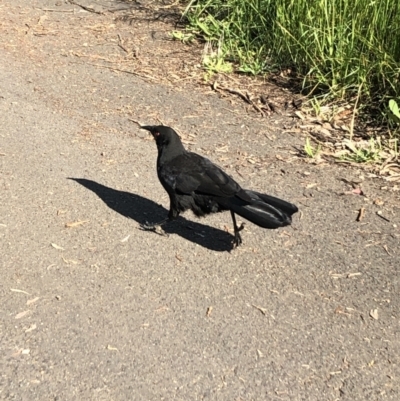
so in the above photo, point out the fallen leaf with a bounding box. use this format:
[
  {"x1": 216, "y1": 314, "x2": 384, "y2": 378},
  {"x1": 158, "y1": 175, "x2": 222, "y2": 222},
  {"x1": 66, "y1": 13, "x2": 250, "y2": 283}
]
[
  {"x1": 10, "y1": 288, "x2": 30, "y2": 295},
  {"x1": 62, "y1": 257, "x2": 79, "y2": 265},
  {"x1": 120, "y1": 234, "x2": 130, "y2": 242},
  {"x1": 15, "y1": 310, "x2": 30, "y2": 319},
  {"x1": 26, "y1": 297, "x2": 40, "y2": 306},
  {"x1": 65, "y1": 220, "x2": 89, "y2": 228},
  {"x1": 369, "y1": 309, "x2": 379, "y2": 320},
  {"x1": 25, "y1": 324, "x2": 37, "y2": 333},
  {"x1": 347, "y1": 272, "x2": 362, "y2": 278}
]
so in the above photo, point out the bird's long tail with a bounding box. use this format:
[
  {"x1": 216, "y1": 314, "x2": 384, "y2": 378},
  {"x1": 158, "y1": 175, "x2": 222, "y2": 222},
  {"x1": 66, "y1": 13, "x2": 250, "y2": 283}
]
[{"x1": 227, "y1": 190, "x2": 298, "y2": 229}]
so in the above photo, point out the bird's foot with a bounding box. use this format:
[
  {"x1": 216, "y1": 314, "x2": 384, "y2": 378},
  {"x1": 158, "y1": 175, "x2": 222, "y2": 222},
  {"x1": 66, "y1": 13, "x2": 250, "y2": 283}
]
[
  {"x1": 232, "y1": 223, "x2": 245, "y2": 248},
  {"x1": 140, "y1": 221, "x2": 169, "y2": 237},
  {"x1": 140, "y1": 221, "x2": 156, "y2": 230}
]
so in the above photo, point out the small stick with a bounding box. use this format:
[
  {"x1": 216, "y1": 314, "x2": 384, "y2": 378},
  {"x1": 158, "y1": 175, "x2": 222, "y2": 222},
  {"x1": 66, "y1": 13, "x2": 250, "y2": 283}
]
[
  {"x1": 376, "y1": 211, "x2": 390, "y2": 222},
  {"x1": 357, "y1": 207, "x2": 365, "y2": 222},
  {"x1": 68, "y1": 0, "x2": 104, "y2": 14},
  {"x1": 128, "y1": 118, "x2": 142, "y2": 127},
  {"x1": 36, "y1": 8, "x2": 75, "y2": 12},
  {"x1": 69, "y1": 61, "x2": 154, "y2": 82}
]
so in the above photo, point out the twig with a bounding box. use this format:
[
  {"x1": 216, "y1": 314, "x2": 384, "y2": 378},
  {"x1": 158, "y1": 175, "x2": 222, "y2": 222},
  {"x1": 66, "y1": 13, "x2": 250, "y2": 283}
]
[
  {"x1": 376, "y1": 211, "x2": 390, "y2": 222},
  {"x1": 156, "y1": 117, "x2": 167, "y2": 126},
  {"x1": 128, "y1": 118, "x2": 142, "y2": 127},
  {"x1": 68, "y1": 0, "x2": 104, "y2": 14},
  {"x1": 70, "y1": 61, "x2": 154, "y2": 81},
  {"x1": 357, "y1": 207, "x2": 365, "y2": 222},
  {"x1": 382, "y1": 245, "x2": 392, "y2": 256},
  {"x1": 349, "y1": 81, "x2": 364, "y2": 140},
  {"x1": 252, "y1": 304, "x2": 267, "y2": 315},
  {"x1": 213, "y1": 83, "x2": 265, "y2": 116},
  {"x1": 117, "y1": 34, "x2": 129, "y2": 53},
  {"x1": 36, "y1": 8, "x2": 75, "y2": 12}
]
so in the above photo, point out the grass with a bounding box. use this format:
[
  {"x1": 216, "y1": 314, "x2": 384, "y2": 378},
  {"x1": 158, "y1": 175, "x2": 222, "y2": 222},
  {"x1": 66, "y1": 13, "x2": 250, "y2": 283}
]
[
  {"x1": 304, "y1": 137, "x2": 321, "y2": 159},
  {"x1": 170, "y1": 30, "x2": 195, "y2": 44},
  {"x1": 341, "y1": 138, "x2": 385, "y2": 163},
  {"x1": 202, "y1": 41, "x2": 233, "y2": 78},
  {"x1": 183, "y1": 0, "x2": 400, "y2": 127}
]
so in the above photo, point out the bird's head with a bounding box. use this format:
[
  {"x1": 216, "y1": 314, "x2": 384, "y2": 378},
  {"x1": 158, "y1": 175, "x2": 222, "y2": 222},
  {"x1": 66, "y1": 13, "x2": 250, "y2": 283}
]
[{"x1": 141, "y1": 125, "x2": 184, "y2": 153}]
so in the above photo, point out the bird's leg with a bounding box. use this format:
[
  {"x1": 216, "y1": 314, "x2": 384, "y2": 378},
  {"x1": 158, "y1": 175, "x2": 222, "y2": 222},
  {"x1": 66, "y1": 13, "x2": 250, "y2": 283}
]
[{"x1": 230, "y1": 211, "x2": 245, "y2": 247}]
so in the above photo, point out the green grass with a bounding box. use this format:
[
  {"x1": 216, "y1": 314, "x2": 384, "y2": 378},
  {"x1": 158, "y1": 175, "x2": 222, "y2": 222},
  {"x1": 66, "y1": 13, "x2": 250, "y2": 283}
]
[
  {"x1": 304, "y1": 137, "x2": 321, "y2": 159},
  {"x1": 340, "y1": 138, "x2": 385, "y2": 163},
  {"x1": 183, "y1": 0, "x2": 400, "y2": 125}
]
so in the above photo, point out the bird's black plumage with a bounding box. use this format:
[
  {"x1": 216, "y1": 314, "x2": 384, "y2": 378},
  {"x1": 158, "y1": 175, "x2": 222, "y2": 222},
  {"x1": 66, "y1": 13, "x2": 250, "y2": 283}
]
[{"x1": 141, "y1": 125, "x2": 298, "y2": 247}]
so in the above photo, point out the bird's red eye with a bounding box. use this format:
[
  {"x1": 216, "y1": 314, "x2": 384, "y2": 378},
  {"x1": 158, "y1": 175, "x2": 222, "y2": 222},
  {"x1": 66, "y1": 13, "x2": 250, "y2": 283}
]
[{"x1": 154, "y1": 131, "x2": 160, "y2": 137}]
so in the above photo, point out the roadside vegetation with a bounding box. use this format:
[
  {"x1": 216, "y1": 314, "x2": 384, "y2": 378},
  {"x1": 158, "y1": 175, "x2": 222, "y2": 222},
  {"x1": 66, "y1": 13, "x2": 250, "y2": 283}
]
[{"x1": 177, "y1": 0, "x2": 400, "y2": 166}]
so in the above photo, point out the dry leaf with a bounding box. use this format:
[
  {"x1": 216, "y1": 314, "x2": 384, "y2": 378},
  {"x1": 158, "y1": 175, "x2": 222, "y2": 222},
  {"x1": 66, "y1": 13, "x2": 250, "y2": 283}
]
[
  {"x1": 294, "y1": 111, "x2": 305, "y2": 120},
  {"x1": 26, "y1": 297, "x2": 40, "y2": 306},
  {"x1": 65, "y1": 220, "x2": 89, "y2": 228},
  {"x1": 15, "y1": 310, "x2": 30, "y2": 319},
  {"x1": 120, "y1": 235, "x2": 130, "y2": 242},
  {"x1": 347, "y1": 272, "x2": 362, "y2": 278},
  {"x1": 369, "y1": 309, "x2": 379, "y2": 320},
  {"x1": 62, "y1": 257, "x2": 79, "y2": 265},
  {"x1": 10, "y1": 288, "x2": 30, "y2": 295},
  {"x1": 25, "y1": 324, "x2": 37, "y2": 333}
]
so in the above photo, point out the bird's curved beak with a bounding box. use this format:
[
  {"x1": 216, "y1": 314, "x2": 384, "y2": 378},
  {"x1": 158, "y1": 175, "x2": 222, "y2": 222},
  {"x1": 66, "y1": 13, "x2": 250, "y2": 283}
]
[
  {"x1": 140, "y1": 126, "x2": 155, "y2": 132},
  {"x1": 141, "y1": 125, "x2": 160, "y2": 138}
]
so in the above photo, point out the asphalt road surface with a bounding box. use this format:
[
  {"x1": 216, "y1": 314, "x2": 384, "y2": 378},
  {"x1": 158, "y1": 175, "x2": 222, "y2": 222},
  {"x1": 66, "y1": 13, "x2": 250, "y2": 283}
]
[{"x1": 1, "y1": 1, "x2": 399, "y2": 400}]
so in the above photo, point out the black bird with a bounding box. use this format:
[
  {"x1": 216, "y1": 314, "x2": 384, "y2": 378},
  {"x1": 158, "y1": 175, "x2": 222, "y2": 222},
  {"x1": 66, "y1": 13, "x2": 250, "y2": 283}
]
[{"x1": 141, "y1": 125, "x2": 298, "y2": 247}]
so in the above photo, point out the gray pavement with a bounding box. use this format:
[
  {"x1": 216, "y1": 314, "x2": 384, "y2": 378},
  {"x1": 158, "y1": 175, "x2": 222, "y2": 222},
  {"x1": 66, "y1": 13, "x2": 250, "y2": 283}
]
[{"x1": 0, "y1": 1, "x2": 399, "y2": 400}]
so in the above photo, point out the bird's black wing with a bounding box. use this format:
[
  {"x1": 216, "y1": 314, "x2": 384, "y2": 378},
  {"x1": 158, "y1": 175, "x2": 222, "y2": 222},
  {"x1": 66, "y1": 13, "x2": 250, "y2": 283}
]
[{"x1": 160, "y1": 152, "x2": 245, "y2": 198}]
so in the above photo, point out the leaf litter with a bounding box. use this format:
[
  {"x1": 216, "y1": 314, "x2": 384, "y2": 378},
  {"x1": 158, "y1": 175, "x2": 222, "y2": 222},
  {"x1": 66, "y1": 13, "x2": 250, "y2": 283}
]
[{"x1": 65, "y1": 220, "x2": 89, "y2": 228}]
